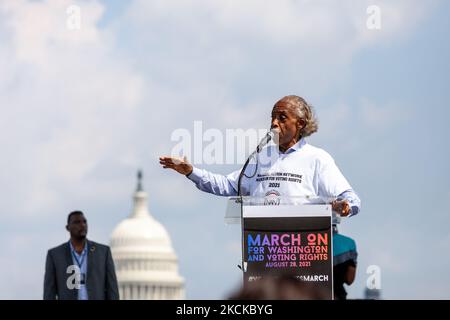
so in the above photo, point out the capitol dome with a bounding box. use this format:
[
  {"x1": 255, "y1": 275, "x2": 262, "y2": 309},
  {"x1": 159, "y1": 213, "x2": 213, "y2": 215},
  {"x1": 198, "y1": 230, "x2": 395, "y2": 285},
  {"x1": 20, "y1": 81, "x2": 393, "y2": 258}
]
[{"x1": 110, "y1": 171, "x2": 185, "y2": 300}]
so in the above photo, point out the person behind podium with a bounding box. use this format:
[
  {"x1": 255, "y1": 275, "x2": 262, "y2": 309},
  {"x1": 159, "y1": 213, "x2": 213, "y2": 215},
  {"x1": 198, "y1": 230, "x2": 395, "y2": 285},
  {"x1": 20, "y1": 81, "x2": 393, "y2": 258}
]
[
  {"x1": 332, "y1": 216, "x2": 358, "y2": 299},
  {"x1": 159, "y1": 95, "x2": 360, "y2": 216}
]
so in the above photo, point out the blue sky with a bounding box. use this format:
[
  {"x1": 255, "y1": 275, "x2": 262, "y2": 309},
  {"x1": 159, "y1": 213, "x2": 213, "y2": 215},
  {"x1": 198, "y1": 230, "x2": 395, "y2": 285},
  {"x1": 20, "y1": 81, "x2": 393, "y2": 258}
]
[{"x1": 0, "y1": 0, "x2": 449, "y2": 299}]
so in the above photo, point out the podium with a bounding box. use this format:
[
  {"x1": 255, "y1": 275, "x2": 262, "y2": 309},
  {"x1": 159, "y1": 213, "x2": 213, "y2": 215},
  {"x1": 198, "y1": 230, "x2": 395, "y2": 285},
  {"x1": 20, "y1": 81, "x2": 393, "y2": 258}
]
[{"x1": 226, "y1": 196, "x2": 334, "y2": 299}]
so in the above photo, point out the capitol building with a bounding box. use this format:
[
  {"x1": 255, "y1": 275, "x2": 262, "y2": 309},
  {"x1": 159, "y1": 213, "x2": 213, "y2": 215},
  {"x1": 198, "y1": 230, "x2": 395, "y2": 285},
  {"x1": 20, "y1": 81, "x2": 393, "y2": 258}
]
[{"x1": 110, "y1": 171, "x2": 185, "y2": 299}]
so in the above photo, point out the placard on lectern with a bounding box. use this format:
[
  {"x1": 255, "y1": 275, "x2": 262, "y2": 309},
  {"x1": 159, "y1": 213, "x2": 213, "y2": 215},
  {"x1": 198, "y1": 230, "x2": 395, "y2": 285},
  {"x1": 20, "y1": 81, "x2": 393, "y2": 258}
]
[{"x1": 226, "y1": 196, "x2": 334, "y2": 300}]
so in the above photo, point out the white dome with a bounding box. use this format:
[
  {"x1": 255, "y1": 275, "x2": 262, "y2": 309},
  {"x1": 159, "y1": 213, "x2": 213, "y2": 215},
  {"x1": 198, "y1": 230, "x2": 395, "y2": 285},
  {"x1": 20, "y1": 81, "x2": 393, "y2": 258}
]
[
  {"x1": 111, "y1": 215, "x2": 172, "y2": 252},
  {"x1": 109, "y1": 173, "x2": 185, "y2": 300},
  {"x1": 110, "y1": 190, "x2": 174, "y2": 254}
]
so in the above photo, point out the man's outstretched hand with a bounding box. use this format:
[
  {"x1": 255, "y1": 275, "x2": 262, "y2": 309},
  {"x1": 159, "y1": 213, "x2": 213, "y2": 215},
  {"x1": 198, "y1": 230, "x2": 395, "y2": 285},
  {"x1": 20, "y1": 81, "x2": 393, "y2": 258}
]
[{"x1": 159, "y1": 156, "x2": 193, "y2": 176}]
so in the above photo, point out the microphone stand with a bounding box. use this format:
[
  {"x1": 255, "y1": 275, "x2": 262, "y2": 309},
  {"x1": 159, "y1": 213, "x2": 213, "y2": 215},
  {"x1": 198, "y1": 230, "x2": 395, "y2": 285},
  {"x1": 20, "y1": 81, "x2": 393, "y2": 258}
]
[
  {"x1": 237, "y1": 130, "x2": 272, "y2": 280},
  {"x1": 237, "y1": 151, "x2": 256, "y2": 198},
  {"x1": 237, "y1": 150, "x2": 256, "y2": 283}
]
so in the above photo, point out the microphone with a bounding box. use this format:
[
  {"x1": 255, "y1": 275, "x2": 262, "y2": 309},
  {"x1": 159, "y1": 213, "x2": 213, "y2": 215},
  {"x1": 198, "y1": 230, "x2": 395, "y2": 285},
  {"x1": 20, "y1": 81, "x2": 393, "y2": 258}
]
[{"x1": 256, "y1": 129, "x2": 278, "y2": 153}]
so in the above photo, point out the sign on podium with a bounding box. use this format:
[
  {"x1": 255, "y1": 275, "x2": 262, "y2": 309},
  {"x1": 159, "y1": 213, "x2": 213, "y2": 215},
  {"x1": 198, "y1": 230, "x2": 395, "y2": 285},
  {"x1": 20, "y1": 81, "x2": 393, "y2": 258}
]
[{"x1": 226, "y1": 196, "x2": 334, "y2": 299}]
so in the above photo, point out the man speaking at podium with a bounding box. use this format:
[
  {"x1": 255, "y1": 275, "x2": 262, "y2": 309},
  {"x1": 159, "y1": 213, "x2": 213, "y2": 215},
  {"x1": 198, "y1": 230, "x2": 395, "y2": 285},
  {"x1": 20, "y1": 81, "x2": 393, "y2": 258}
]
[{"x1": 160, "y1": 95, "x2": 360, "y2": 217}]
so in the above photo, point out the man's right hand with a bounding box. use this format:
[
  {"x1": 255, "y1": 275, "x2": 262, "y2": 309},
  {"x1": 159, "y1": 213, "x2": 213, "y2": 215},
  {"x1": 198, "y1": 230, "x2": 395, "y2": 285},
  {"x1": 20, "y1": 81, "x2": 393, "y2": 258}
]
[{"x1": 159, "y1": 156, "x2": 193, "y2": 176}]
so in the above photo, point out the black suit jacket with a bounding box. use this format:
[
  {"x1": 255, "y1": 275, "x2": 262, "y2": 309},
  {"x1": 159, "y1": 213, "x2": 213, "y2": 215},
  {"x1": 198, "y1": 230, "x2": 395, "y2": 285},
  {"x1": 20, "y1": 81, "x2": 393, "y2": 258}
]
[{"x1": 43, "y1": 240, "x2": 119, "y2": 300}]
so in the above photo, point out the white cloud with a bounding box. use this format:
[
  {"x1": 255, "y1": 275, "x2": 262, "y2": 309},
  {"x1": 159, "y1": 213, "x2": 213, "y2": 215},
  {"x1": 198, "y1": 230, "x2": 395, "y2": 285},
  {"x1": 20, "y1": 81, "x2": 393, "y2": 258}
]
[
  {"x1": 0, "y1": 0, "x2": 144, "y2": 217},
  {"x1": 359, "y1": 98, "x2": 412, "y2": 130},
  {"x1": 1, "y1": 0, "x2": 104, "y2": 65}
]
